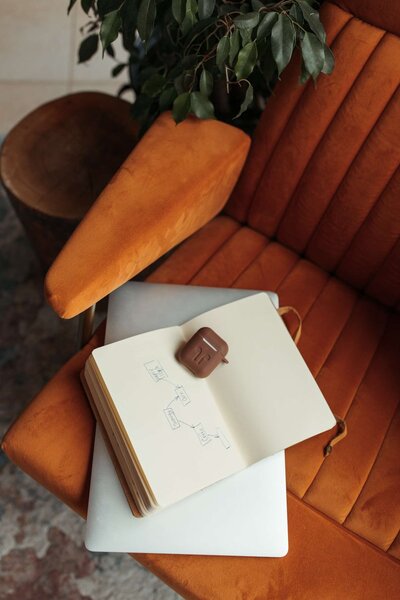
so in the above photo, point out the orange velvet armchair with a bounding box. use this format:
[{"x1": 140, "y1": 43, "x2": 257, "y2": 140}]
[{"x1": 2, "y1": 0, "x2": 400, "y2": 598}]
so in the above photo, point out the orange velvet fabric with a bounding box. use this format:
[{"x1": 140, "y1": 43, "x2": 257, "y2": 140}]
[
  {"x1": 44, "y1": 111, "x2": 250, "y2": 318},
  {"x1": 335, "y1": 0, "x2": 400, "y2": 36},
  {"x1": 226, "y1": 1, "x2": 400, "y2": 309},
  {"x1": 2, "y1": 216, "x2": 399, "y2": 598},
  {"x1": 2, "y1": 323, "x2": 104, "y2": 517}
]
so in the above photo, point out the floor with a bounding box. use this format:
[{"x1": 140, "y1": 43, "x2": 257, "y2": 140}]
[{"x1": 0, "y1": 0, "x2": 133, "y2": 132}]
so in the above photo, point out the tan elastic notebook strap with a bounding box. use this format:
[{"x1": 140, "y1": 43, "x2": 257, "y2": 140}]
[
  {"x1": 277, "y1": 305, "x2": 347, "y2": 455},
  {"x1": 324, "y1": 416, "x2": 347, "y2": 457},
  {"x1": 278, "y1": 306, "x2": 302, "y2": 346}
]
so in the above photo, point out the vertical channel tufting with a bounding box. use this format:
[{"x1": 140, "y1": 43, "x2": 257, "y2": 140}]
[
  {"x1": 303, "y1": 313, "x2": 398, "y2": 533},
  {"x1": 336, "y1": 167, "x2": 400, "y2": 293},
  {"x1": 335, "y1": 0, "x2": 400, "y2": 36},
  {"x1": 224, "y1": 2, "x2": 352, "y2": 223},
  {"x1": 150, "y1": 0, "x2": 400, "y2": 563},
  {"x1": 388, "y1": 531, "x2": 400, "y2": 560},
  {"x1": 247, "y1": 15, "x2": 385, "y2": 238},
  {"x1": 344, "y1": 405, "x2": 400, "y2": 551},
  {"x1": 277, "y1": 34, "x2": 400, "y2": 257},
  {"x1": 365, "y1": 238, "x2": 400, "y2": 308},
  {"x1": 226, "y1": 1, "x2": 400, "y2": 310},
  {"x1": 189, "y1": 226, "x2": 267, "y2": 287},
  {"x1": 305, "y1": 85, "x2": 400, "y2": 284},
  {"x1": 233, "y1": 242, "x2": 300, "y2": 291},
  {"x1": 146, "y1": 216, "x2": 240, "y2": 284}
]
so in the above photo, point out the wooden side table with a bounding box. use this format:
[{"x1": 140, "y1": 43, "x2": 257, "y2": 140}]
[{"x1": 0, "y1": 92, "x2": 137, "y2": 271}]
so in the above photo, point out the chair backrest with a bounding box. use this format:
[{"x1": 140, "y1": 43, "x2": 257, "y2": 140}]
[{"x1": 226, "y1": 0, "x2": 400, "y2": 309}]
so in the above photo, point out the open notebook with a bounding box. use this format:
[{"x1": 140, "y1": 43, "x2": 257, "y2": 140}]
[
  {"x1": 83, "y1": 292, "x2": 335, "y2": 516},
  {"x1": 85, "y1": 282, "x2": 288, "y2": 557}
]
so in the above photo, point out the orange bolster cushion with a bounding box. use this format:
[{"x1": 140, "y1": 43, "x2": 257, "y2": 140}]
[
  {"x1": 45, "y1": 112, "x2": 251, "y2": 319},
  {"x1": 1, "y1": 323, "x2": 105, "y2": 516}
]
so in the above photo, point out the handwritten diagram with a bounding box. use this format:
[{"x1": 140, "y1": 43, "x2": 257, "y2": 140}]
[{"x1": 143, "y1": 359, "x2": 230, "y2": 450}]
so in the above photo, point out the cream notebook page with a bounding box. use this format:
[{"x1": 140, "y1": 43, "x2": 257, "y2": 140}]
[
  {"x1": 92, "y1": 326, "x2": 247, "y2": 508},
  {"x1": 184, "y1": 293, "x2": 336, "y2": 462},
  {"x1": 91, "y1": 293, "x2": 335, "y2": 507}
]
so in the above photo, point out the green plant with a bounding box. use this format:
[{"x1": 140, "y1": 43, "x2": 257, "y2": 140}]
[{"x1": 69, "y1": 0, "x2": 333, "y2": 131}]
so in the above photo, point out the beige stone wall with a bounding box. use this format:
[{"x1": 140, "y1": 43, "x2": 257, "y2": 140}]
[{"x1": 0, "y1": 1, "x2": 130, "y2": 132}]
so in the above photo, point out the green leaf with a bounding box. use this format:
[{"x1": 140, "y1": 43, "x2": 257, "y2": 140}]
[
  {"x1": 81, "y1": 0, "x2": 93, "y2": 14},
  {"x1": 97, "y1": 0, "x2": 122, "y2": 17},
  {"x1": 137, "y1": 0, "x2": 156, "y2": 43},
  {"x1": 159, "y1": 87, "x2": 177, "y2": 111},
  {"x1": 105, "y1": 43, "x2": 115, "y2": 57},
  {"x1": 200, "y1": 69, "x2": 213, "y2": 96},
  {"x1": 111, "y1": 63, "x2": 126, "y2": 77},
  {"x1": 218, "y1": 3, "x2": 237, "y2": 16},
  {"x1": 190, "y1": 92, "x2": 215, "y2": 119},
  {"x1": 216, "y1": 35, "x2": 230, "y2": 72},
  {"x1": 172, "y1": 0, "x2": 186, "y2": 24},
  {"x1": 234, "y1": 12, "x2": 259, "y2": 30},
  {"x1": 299, "y1": 60, "x2": 311, "y2": 84},
  {"x1": 118, "y1": 83, "x2": 134, "y2": 97},
  {"x1": 257, "y1": 12, "x2": 278, "y2": 40},
  {"x1": 260, "y1": 45, "x2": 278, "y2": 86},
  {"x1": 121, "y1": 0, "x2": 138, "y2": 51},
  {"x1": 322, "y1": 45, "x2": 335, "y2": 74},
  {"x1": 251, "y1": 0, "x2": 263, "y2": 9},
  {"x1": 229, "y1": 29, "x2": 241, "y2": 65},
  {"x1": 289, "y1": 3, "x2": 303, "y2": 25},
  {"x1": 181, "y1": 13, "x2": 197, "y2": 35},
  {"x1": 78, "y1": 34, "x2": 99, "y2": 63},
  {"x1": 271, "y1": 14, "x2": 295, "y2": 75},
  {"x1": 297, "y1": 1, "x2": 326, "y2": 43},
  {"x1": 142, "y1": 73, "x2": 166, "y2": 97},
  {"x1": 67, "y1": 0, "x2": 78, "y2": 15},
  {"x1": 181, "y1": 54, "x2": 198, "y2": 68},
  {"x1": 174, "y1": 74, "x2": 185, "y2": 95},
  {"x1": 181, "y1": 0, "x2": 198, "y2": 35},
  {"x1": 198, "y1": 0, "x2": 215, "y2": 20},
  {"x1": 131, "y1": 93, "x2": 153, "y2": 120},
  {"x1": 300, "y1": 31, "x2": 325, "y2": 79},
  {"x1": 235, "y1": 82, "x2": 253, "y2": 118},
  {"x1": 240, "y1": 28, "x2": 252, "y2": 45},
  {"x1": 100, "y1": 9, "x2": 122, "y2": 55},
  {"x1": 235, "y1": 41, "x2": 257, "y2": 80},
  {"x1": 173, "y1": 92, "x2": 192, "y2": 123},
  {"x1": 183, "y1": 16, "x2": 214, "y2": 44}
]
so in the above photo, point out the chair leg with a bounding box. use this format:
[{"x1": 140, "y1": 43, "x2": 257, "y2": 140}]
[{"x1": 78, "y1": 304, "x2": 96, "y2": 348}]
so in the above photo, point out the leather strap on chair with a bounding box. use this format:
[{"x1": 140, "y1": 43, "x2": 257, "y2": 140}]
[
  {"x1": 278, "y1": 305, "x2": 302, "y2": 345},
  {"x1": 324, "y1": 417, "x2": 348, "y2": 457}
]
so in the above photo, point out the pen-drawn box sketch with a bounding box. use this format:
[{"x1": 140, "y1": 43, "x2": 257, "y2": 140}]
[
  {"x1": 164, "y1": 408, "x2": 180, "y2": 430},
  {"x1": 216, "y1": 428, "x2": 231, "y2": 449},
  {"x1": 175, "y1": 385, "x2": 191, "y2": 406},
  {"x1": 194, "y1": 423, "x2": 211, "y2": 446},
  {"x1": 144, "y1": 360, "x2": 168, "y2": 382}
]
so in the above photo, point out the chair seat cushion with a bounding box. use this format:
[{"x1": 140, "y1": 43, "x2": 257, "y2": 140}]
[
  {"x1": 148, "y1": 215, "x2": 400, "y2": 556},
  {"x1": 2, "y1": 215, "x2": 399, "y2": 598}
]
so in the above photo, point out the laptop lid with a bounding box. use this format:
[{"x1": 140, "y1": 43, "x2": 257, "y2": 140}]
[{"x1": 85, "y1": 282, "x2": 288, "y2": 557}]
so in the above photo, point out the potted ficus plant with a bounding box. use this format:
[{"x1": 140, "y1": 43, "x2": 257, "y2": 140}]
[{"x1": 69, "y1": 0, "x2": 333, "y2": 132}]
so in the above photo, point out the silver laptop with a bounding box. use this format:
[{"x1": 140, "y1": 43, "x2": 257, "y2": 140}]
[{"x1": 85, "y1": 282, "x2": 288, "y2": 557}]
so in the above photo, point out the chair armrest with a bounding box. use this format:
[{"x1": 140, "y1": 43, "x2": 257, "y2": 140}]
[
  {"x1": 1, "y1": 323, "x2": 105, "y2": 517},
  {"x1": 45, "y1": 112, "x2": 250, "y2": 318}
]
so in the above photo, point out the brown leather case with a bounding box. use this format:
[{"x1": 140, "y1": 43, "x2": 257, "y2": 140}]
[{"x1": 177, "y1": 327, "x2": 229, "y2": 378}]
